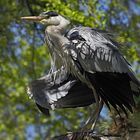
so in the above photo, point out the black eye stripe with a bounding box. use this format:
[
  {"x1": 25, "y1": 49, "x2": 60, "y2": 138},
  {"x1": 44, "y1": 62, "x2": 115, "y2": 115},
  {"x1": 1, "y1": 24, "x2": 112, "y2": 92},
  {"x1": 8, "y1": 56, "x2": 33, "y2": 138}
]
[
  {"x1": 47, "y1": 11, "x2": 58, "y2": 17},
  {"x1": 40, "y1": 11, "x2": 58, "y2": 17}
]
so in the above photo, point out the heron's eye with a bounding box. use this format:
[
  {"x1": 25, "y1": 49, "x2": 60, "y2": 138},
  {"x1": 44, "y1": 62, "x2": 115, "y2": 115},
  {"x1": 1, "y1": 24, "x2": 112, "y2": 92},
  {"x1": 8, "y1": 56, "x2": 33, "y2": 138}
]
[{"x1": 39, "y1": 13, "x2": 49, "y2": 19}]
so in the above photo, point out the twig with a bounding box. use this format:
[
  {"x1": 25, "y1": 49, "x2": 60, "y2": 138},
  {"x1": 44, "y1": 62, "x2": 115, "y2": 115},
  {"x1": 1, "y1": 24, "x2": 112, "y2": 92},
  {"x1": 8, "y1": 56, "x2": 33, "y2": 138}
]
[{"x1": 46, "y1": 131, "x2": 121, "y2": 140}]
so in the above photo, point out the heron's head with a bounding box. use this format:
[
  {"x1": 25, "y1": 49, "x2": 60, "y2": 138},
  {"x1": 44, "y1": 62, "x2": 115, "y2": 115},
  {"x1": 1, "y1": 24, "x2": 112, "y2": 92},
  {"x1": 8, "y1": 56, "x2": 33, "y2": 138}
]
[{"x1": 21, "y1": 11, "x2": 70, "y2": 29}]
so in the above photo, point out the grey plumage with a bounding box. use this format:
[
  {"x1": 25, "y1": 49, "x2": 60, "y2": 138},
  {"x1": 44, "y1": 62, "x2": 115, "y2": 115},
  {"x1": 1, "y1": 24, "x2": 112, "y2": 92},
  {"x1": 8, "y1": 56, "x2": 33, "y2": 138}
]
[
  {"x1": 66, "y1": 27, "x2": 140, "y2": 85},
  {"x1": 28, "y1": 67, "x2": 95, "y2": 115},
  {"x1": 23, "y1": 11, "x2": 140, "y2": 120}
]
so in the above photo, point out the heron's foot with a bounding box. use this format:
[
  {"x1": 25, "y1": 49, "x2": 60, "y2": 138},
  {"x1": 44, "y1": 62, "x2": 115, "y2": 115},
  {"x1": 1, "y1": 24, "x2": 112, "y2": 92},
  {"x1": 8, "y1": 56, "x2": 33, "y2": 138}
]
[
  {"x1": 67, "y1": 130, "x2": 93, "y2": 140},
  {"x1": 67, "y1": 131, "x2": 121, "y2": 140},
  {"x1": 79, "y1": 123, "x2": 95, "y2": 140}
]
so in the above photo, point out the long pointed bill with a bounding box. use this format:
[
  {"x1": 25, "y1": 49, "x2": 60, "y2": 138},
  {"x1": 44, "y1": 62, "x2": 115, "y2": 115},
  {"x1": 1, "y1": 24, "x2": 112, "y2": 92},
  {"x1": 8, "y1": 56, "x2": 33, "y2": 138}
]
[{"x1": 21, "y1": 16, "x2": 43, "y2": 22}]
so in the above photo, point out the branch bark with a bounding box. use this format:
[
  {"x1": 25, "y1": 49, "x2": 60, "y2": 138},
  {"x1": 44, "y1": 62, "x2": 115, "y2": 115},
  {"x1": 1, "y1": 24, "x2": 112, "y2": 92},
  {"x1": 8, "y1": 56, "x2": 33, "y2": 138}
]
[{"x1": 46, "y1": 131, "x2": 121, "y2": 140}]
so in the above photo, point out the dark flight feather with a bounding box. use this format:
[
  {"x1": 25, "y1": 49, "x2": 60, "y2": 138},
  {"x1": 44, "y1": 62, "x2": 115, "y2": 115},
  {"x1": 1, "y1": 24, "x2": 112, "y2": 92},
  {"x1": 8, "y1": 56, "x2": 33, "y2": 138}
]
[{"x1": 66, "y1": 27, "x2": 140, "y2": 115}]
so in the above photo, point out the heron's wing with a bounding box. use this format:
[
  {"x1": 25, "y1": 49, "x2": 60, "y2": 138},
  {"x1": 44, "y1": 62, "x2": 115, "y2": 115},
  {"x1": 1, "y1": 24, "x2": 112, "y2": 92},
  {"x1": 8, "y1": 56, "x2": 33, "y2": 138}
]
[
  {"x1": 28, "y1": 67, "x2": 74, "y2": 110},
  {"x1": 66, "y1": 27, "x2": 140, "y2": 86},
  {"x1": 55, "y1": 80, "x2": 95, "y2": 108},
  {"x1": 28, "y1": 67, "x2": 95, "y2": 115},
  {"x1": 66, "y1": 27, "x2": 140, "y2": 114}
]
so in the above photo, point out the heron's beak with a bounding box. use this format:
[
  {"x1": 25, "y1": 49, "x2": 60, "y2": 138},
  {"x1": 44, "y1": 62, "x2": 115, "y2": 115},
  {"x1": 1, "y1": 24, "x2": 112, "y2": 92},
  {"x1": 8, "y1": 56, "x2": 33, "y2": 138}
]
[{"x1": 21, "y1": 16, "x2": 43, "y2": 22}]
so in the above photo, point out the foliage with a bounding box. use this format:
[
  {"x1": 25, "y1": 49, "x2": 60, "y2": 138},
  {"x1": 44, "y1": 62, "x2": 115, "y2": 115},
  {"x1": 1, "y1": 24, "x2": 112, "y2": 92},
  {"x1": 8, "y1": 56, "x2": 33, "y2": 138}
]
[{"x1": 0, "y1": 0, "x2": 140, "y2": 139}]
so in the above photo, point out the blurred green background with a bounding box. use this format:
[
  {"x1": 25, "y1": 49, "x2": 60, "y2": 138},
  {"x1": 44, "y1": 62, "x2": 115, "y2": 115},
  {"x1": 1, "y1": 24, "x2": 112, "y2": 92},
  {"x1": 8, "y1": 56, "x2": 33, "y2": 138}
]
[{"x1": 0, "y1": 0, "x2": 140, "y2": 139}]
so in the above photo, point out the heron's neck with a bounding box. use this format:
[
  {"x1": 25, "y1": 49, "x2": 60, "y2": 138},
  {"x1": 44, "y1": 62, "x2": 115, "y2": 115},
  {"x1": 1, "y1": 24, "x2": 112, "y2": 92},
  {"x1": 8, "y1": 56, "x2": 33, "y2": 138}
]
[
  {"x1": 46, "y1": 25, "x2": 66, "y2": 34},
  {"x1": 45, "y1": 26, "x2": 69, "y2": 70},
  {"x1": 46, "y1": 26, "x2": 69, "y2": 46}
]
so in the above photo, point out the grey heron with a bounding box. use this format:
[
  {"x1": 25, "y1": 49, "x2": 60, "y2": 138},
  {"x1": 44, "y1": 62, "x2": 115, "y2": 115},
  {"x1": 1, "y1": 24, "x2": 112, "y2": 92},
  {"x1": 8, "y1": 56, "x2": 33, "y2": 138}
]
[{"x1": 22, "y1": 11, "x2": 140, "y2": 131}]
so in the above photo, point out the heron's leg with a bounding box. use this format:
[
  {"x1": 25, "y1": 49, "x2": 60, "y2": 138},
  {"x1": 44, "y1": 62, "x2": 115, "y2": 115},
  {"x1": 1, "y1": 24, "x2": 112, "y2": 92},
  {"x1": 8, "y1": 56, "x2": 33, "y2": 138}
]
[
  {"x1": 90, "y1": 99, "x2": 103, "y2": 130},
  {"x1": 80, "y1": 83, "x2": 102, "y2": 132},
  {"x1": 78, "y1": 100, "x2": 103, "y2": 139},
  {"x1": 82, "y1": 99, "x2": 103, "y2": 131}
]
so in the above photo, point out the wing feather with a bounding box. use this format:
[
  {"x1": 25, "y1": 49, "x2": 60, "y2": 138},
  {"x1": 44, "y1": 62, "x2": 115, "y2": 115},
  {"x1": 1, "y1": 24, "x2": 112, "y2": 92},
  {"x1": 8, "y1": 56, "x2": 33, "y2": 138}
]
[
  {"x1": 66, "y1": 27, "x2": 140, "y2": 85},
  {"x1": 28, "y1": 66, "x2": 95, "y2": 112}
]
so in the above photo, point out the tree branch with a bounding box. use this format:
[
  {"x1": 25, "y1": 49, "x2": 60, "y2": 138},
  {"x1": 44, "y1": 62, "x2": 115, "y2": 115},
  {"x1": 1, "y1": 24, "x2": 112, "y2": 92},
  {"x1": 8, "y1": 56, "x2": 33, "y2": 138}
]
[{"x1": 46, "y1": 131, "x2": 121, "y2": 140}]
